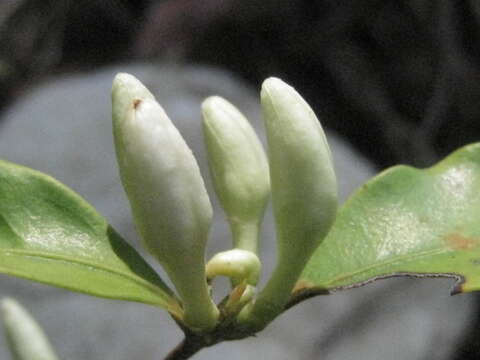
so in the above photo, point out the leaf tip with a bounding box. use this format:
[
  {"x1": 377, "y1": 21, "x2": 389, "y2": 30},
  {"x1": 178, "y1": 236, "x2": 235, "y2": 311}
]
[
  {"x1": 451, "y1": 283, "x2": 463, "y2": 295},
  {"x1": 451, "y1": 275, "x2": 469, "y2": 295}
]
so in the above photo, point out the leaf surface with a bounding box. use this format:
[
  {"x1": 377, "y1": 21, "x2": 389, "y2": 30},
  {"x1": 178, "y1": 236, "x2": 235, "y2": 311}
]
[
  {"x1": 0, "y1": 160, "x2": 179, "y2": 313},
  {"x1": 296, "y1": 143, "x2": 480, "y2": 301}
]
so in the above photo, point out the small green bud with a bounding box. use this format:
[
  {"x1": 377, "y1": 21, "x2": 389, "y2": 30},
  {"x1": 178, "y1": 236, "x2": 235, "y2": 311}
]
[
  {"x1": 202, "y1": 96, "x2": 270, "y2": 253},
  {"x1": 112, "y1": 73, "x2": 218, "y2": 331},
  {"x1": 242, "y1": 77, "x2": 338, "y2": 330},
  {"x1": 1, "y1": 298, "x2": 59, "y2": 360},
  {"x1": 206, "y1": 249, "x2": 261, "y2": 286}
]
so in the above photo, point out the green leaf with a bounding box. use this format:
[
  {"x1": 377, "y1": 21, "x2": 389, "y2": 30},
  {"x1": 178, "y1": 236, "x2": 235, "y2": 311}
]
[
  {"x1": 295, "y1": 143, "x2": 480, "y2": 301},
  {"x1": 0, "y1": 159, "x2": 179, "y2": 313}
]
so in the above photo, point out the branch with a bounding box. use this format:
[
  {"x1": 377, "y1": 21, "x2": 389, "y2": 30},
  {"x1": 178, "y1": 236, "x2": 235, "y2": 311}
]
[{"x1": 164, "y1": 336, "x2": 206, "y2": 360}]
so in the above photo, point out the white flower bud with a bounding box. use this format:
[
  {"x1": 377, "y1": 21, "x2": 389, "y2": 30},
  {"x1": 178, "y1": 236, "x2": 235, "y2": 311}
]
[
  {"x1": 112, "y1": 73, "x2": 218, "y2": 330},
  {"x1": 241, "y1": 77, "x2": 338, "y2": 330},
  {"x1": 1, "y1": 298, "x2": 59, "y2": 360},
  {"x1": 261, "y1": 77, "x2": 338, "y2": 266},
  {"x1": 202, "y1": 96, "x2": 270, "y2": 253}
]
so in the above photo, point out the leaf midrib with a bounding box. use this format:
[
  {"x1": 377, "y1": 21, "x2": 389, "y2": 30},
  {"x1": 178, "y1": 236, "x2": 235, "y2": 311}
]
[{"x1": 0, "y1": 248, "x2": 174, "y2": 306}]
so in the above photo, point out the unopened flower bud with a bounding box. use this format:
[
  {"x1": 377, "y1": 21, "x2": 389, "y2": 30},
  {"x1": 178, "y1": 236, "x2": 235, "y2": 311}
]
[
  {"x1": 202, "y1": 96, "x2": 270, "y2": 253},
  {"x1": 1, "y1": 298, "x2": 59, "y2": 360},
  {"x1": 112, "y1": 73, "x2": 218, "y2": 330},
  {"x1": 242, "y1": 77, "x2": 338, "y2": 330},
  {"x1": 262, "y1": 77, "x2": 338, "y2": 265},
  {"x1": 206, "y1": 249, "x2": 261, "y2": 286}
]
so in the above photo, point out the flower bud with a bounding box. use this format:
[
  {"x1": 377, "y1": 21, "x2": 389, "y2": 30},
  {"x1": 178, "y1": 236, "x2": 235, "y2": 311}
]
[
  {"x1": 112, "y1": 73, "x2": 218, "y2": 330},
  {"x1": 202, "y1": 96, "x2": 270, "y2": 253},
  {"x1": 242, "y1": 77, "x2": 338, "y2": 330},
  {"x1": 262, "y1": 77, "x2": 338, "y2": 264},
  {"x1": 206, "y1": 249, "x2": 261, "y2": 286},
  {"x1": 1, "y1": 298, "x2": 59, "y2": 360}
]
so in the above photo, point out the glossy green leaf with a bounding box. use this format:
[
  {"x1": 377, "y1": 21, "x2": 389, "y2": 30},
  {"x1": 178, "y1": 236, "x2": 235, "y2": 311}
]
[
  {"x1": 295, "y1": 143, "x2": 480, "y2": 301},
  {"x1": 0, "y1": 159, "x2": 179, "y2": 313}
]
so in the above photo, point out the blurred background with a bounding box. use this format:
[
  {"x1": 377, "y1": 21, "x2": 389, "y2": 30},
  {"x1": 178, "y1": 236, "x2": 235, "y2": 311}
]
[{"x1": 1, "y1": 1, "x2": 480, "y2": 359}]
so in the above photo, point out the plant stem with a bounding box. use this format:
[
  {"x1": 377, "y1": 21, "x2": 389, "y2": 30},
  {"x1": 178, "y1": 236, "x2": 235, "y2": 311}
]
[
  {"x1": 231, "y1": 221, "x2": 259, "y2": 253},
  {"x1": 164, "y1": 337, "x2": 205, "y2": 360},
  {"x1": 238, "y1": 256, "x2": 308, "y2": 331}
]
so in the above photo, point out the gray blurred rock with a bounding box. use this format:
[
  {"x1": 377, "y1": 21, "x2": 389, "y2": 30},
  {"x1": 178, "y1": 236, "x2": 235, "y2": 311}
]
[{"x1": 0, "y1": 64, "x2": 474, "y2": 360}]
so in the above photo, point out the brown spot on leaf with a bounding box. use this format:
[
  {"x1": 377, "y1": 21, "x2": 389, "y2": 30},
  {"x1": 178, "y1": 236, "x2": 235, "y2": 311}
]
[{"x1": 445, "y1": 233, "x2": 480, "y2": 250}]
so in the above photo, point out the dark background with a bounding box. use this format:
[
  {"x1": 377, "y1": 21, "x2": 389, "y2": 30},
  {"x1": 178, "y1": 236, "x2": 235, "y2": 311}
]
[{"x1": 1, "y1": 0, "x2": 480, "y2": 358}]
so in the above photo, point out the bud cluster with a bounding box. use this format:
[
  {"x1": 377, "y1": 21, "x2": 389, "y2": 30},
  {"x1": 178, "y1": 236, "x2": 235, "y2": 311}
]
[{"x1": 111, "y1": 74, "x2": 338, "y2": 332}]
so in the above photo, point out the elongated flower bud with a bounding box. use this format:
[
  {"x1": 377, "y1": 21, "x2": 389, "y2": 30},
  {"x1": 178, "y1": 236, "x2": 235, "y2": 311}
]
[
  {"x1": 112, "y1": 73, "x2": 218, "y2": 330},
  {"x1": 1, "y1": 298, "x2": 59, "y2": 360},
  {"x1": 202, "y1": 96, "x2": 270, "y2": 253},
  {"x1": 242, "y1": 77, "x2": 338, "y2": 330},
  {"x1": 262, "y1": 77, "x2": 337, "y2": 263}
]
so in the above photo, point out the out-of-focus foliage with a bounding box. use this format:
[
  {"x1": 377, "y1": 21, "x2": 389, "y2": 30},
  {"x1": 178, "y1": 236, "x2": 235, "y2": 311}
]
[{"x1": 3, "y1": 1, "x2": 480, "y2": 170}]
